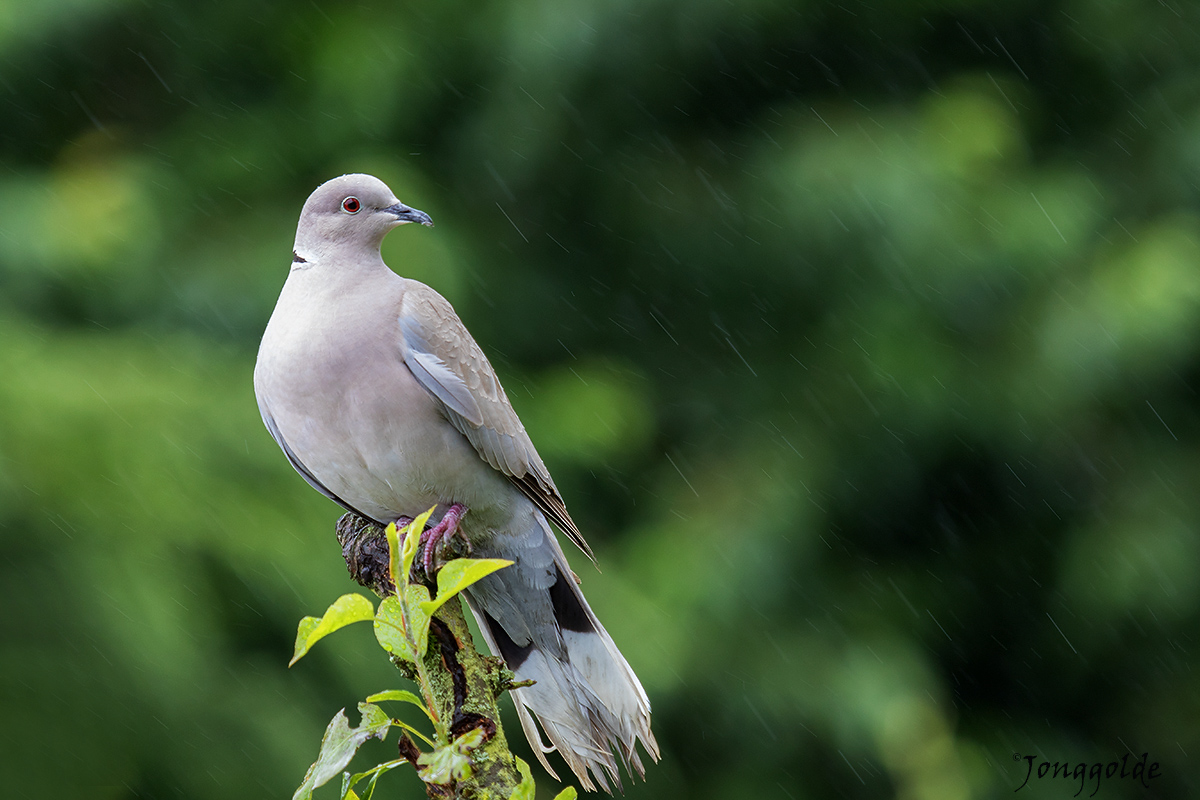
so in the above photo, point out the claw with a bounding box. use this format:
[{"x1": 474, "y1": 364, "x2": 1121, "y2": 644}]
[{"x1": 419, "y1": 503, "x2": 466, "y2": 578}]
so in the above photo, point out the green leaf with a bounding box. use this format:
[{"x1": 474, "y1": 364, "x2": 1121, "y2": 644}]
[
  {"x1": 292, "y1": 616, "x2": 320, "y2": 660},
  {"x1": 415, "y1": 725, "x2": 487, "y2": 786},
  {"x1": 364, "y1": 689, "x2": 434, "y2": 722},
  {"x1": 290, "y1": 593, "x2": 376, "y2": 667},
  {"x1": 509, "y1": 757, "x2": 535, "y2": 800},
  {"x1": 293, "y1": 764, "x2": 318, "y2": 800},
  {"x1": 373, "y1": 596, "x2": 413, "y2": 662},
  {"x1": 420, "y1": 558, "x2": 514, "y2": 617},
  {"x1": 385, "y1": 521, "x2": 402, "y2": 587},
  {"x1": 551, "y1": 787, "x2": 579, "y2": 800},
  {"x1": 396, "y1": 506, "x2": 437, "y2": 584},
  {"x1": 405, "y1": 583, "x2": 433, "y2": 657},
  {"x1": 292, "y1": 704, "x2": 391, "y2": 800},
  {"x1": 417, "y1": 744, "x2": 471, "y2": 785},
  {"x1": 452, "y1": 726, "x2": 486, "y2": 751},
  {"x1": 340, "y1": 758, "x2": 407, "y2": 800},
  {"x1": 356, "y1": 767, "x2": 387, "y2": 800}
]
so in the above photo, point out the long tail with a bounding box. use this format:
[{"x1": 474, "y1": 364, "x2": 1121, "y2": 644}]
[{"x1": 462, "y1": 510, "x2": 659, "y2": 792}]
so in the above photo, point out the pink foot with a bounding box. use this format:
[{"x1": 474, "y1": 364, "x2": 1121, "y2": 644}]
[{"x1": 419, "y1": 503, "x2": 466, "y2": 577}]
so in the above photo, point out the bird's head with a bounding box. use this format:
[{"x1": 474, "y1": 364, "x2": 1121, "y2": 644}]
[{"x1": 293, "y1": 173, "x2": 433, "y2": 263}]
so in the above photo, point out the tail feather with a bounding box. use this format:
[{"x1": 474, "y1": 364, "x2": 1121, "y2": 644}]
[{"x1": 463, "y1": 510, "x2": 658, "y2": 792}]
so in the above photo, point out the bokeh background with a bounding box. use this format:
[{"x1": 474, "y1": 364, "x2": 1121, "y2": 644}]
[{"x1": 2, "y1": 0, "x2": 1199, "y2": 797}]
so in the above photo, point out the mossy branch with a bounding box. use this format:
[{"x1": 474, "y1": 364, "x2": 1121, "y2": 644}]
[
  {"x1": 288, "y1": 511, "x2": 576, "y2": 800},
  {"x1": 336, "y1": 512, "x2": 525, "y2": 799}
]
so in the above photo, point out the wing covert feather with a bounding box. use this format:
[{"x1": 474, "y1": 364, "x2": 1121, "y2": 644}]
[{"x1": 399, "y1": 282, "x2": 594, "y2": 561}]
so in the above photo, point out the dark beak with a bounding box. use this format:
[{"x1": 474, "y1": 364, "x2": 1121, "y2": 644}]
[{"x1": 384, "y1": 203, "x2": 434, "y2": 227}]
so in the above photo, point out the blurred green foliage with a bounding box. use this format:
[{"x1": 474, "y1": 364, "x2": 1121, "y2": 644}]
[{"x1": 2, "y1": 0, "x2": 1199, "y2": 797}]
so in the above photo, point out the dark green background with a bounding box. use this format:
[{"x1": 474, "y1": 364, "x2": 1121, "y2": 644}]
[{"x1": 2, "y1": 1, "x2": 1197, "y2": 798}]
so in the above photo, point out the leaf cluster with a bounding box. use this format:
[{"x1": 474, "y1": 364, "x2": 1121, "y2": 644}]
[{"x1": 287, "y1": 509, "x2": 565, "y2": 799}]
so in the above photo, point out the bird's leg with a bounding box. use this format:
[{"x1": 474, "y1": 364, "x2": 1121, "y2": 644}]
[{"x1": 420, "y1": 503, "x2": 467, "y2": 577}]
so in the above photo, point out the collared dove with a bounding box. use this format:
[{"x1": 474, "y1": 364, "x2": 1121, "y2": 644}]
[{"x1": 254, "y1": 174, "x2": 659, "y2": 792}]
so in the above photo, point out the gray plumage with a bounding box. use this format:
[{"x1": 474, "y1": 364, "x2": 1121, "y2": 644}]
[{"x1": 254, "y1": 173, "x2": 658, "y2": 791}]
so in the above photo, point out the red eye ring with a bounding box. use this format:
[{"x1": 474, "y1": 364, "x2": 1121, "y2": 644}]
[{"x1": 341, "y1": 196, "x2": 361, "y2": 214}]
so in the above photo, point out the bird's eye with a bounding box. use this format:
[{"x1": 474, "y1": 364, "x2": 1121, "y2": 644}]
[{"x1": 341, "y1": 196, "x2": 361, "y2": 214}]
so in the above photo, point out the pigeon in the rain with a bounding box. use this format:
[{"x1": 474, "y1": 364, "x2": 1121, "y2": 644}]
[{"x1": 254, "y1": 174, "x2": 659, "y2": 791}]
